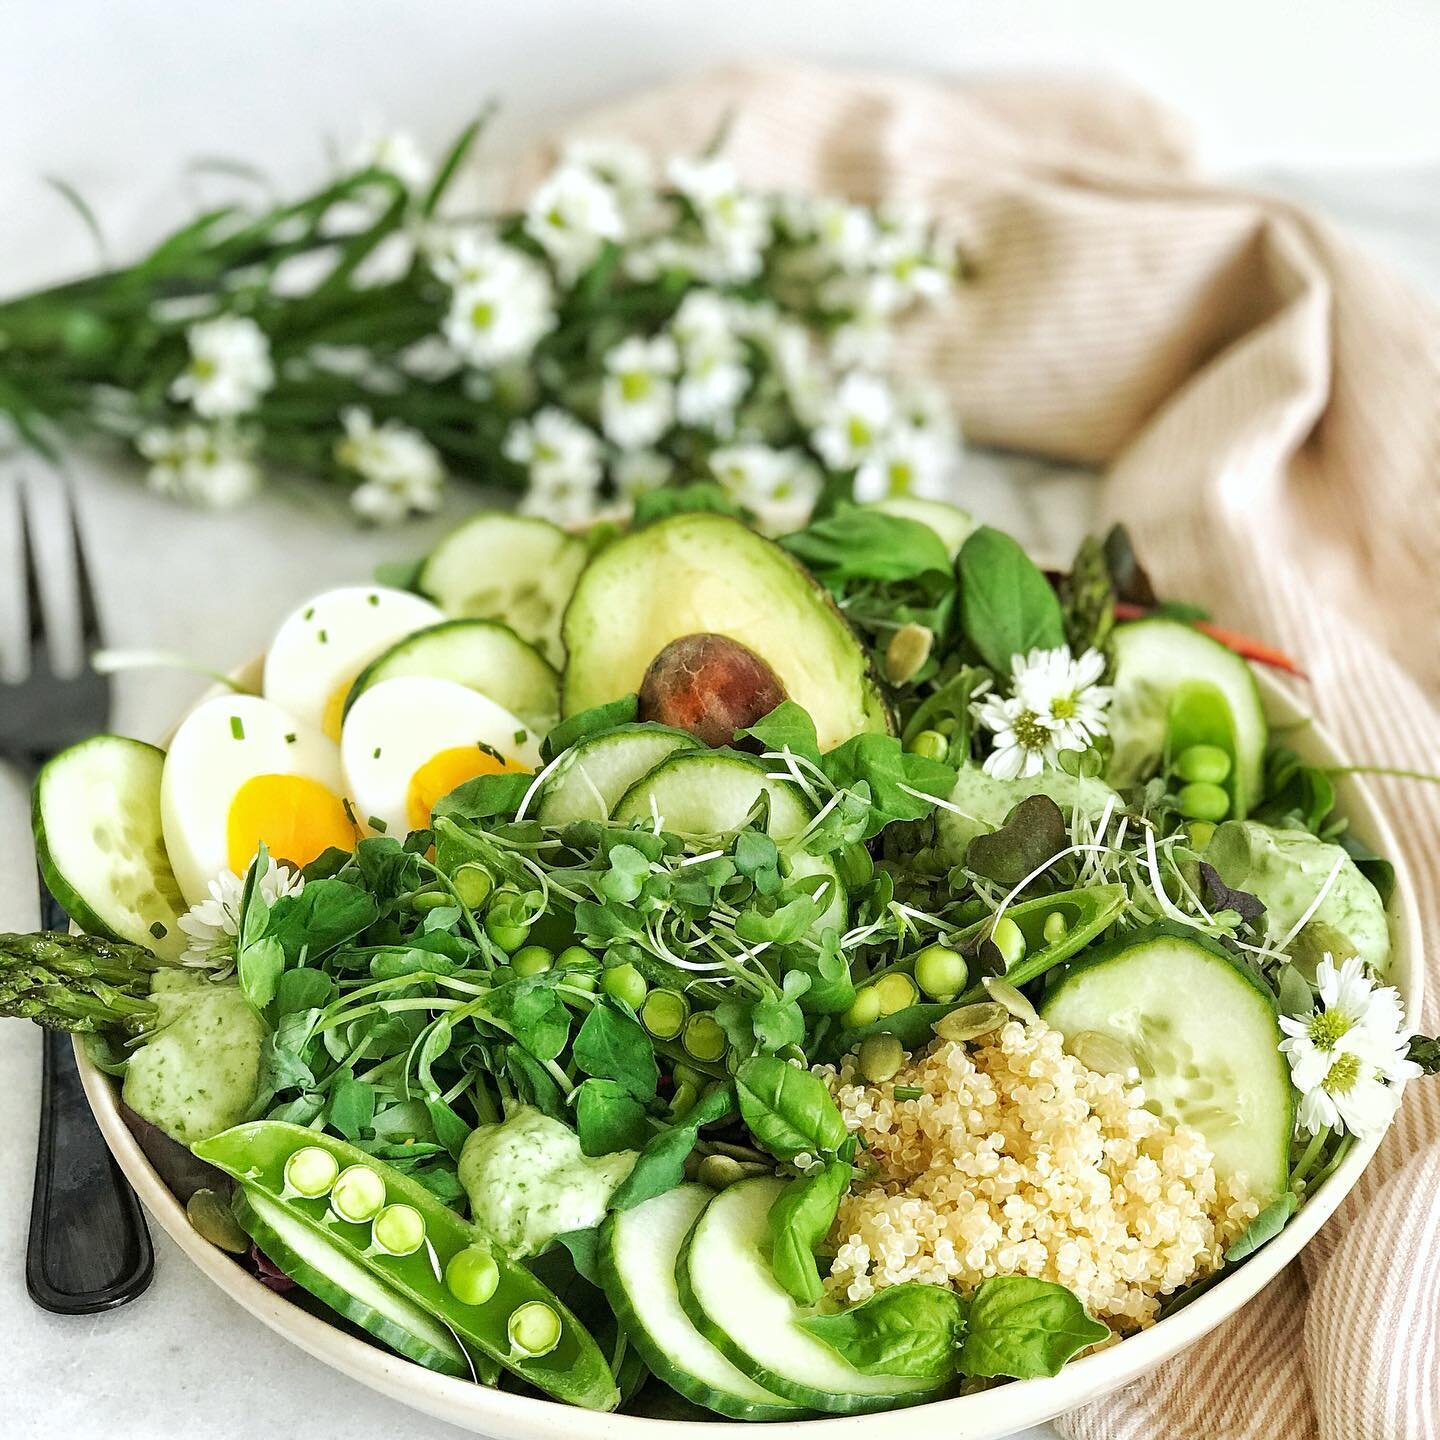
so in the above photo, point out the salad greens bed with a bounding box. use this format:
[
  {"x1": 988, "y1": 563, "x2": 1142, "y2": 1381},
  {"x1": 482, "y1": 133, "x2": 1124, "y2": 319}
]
[{"x1": 3, "y1": 491, "x2": 1436, "y2": 1420}]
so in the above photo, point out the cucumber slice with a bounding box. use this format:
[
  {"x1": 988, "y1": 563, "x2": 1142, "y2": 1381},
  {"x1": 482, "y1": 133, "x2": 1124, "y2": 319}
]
[
  {"x1": 346, "y1": 619, "x2": 559, "y2": 734},
  {"x1": 561, "y1": 512, "x2": 889, "y2": 751},
  {"x1": 537, "y1": 725, "x2": 699, "y2": 826},
  {"x1": 232, "y1": 1187, "x2": 471, "y2": 1378},
  {"x1": 598, "y1": 1185, "x2": 800, "y2": 1420},
  {"x1": 1040, "y1": 930, "x2": 1293, "y2": 1206},
  {"x1": 33, "y1": 736, "x2": 187, "y2": 961},
  {"x1": 612, "y1": 752, "x2": 813, "y2": 840},
  {"x1": 1105, "y1": 620, "x2": 1267, "y2": 818},
  {"x1": 866, "y1": 496, "x2": 976, "y2": 559},
  {"x1": 419, "y1": 513, "x2": 587, "y2": 668},
  {"x1": 677, "y1": 1177, "x2": 940, "y2": 1414}
]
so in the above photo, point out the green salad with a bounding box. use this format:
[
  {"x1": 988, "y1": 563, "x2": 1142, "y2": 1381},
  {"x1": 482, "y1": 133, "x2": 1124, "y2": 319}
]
[{"x1": 5, "y1": 492, "x2": 1436, "y2": 1418}]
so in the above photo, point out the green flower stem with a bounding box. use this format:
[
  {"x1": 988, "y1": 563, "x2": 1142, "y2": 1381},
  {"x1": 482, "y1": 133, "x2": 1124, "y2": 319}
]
[{"x1": 1288, "y1": 1124, "x2": 1332, "y2": 1189}]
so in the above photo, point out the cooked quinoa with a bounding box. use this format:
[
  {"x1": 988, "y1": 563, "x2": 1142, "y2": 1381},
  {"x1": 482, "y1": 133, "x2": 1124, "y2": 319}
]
[{"x1": 819, "y1": 1019, "x2": 1260, "y2": 1331}]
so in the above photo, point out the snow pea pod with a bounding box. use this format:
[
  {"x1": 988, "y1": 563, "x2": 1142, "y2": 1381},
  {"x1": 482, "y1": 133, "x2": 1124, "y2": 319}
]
[
  {"x1": 193, "y1": 1120, "x2": 619, "y2": 1411},
  {"x1": 1164, "y1": 680, "x2": 1243, "y2": 818}
]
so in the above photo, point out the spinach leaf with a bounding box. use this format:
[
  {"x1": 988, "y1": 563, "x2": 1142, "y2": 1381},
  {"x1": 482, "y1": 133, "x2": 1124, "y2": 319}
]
[
  {"x1": 957, "y1": 527, "x2": 1064, "y2": 671},
  {"x1": 1224, "y1": 1192, "x2": 1299, "y2": 1262},
  {"x1": 542, "y1": 694, "x2": 640, "y2": 762},
  {"x1": 609, "y1": 1083, "x2": 735, "y2": 1210},
  {"x1": 959, "y1": 1276, "x2": 1108, "y2": 1379},
  {"x1": 265, "y1": 879, "x2": 378, "y2": 963},
  {"x1": 964, "y1": 795, "x2": 1068, "y2": 886},
  {"x1": 576, "y1": 1078, "x2": 651, "y2": 1156},
  {"x1": 475, "y1": 975, "x2": 571, "y2": 1061},
  {"x1": 768, "y1": 1159, "x2": 852, "y2": 1305},
  {"x1": 573, "y1": 1001, "x2": 659, "y2": 1100},
  {"x1": 735, "y1": 1055, "x2": 851, "y2": 1163},
  {"x1": 273, "y1": 966, "x2": 335, "y2": 1017},
  {"x1": 801, "y1": 1282, "x2": 966, "y2": 1380},
  {"x1": 432, "y1": 771, "x2": 533, "y2": 823},
  {"x1": 238, "y1": 935, "x2": 284, "y2": 1013},
  {"x1": 737, "y1": 701, "x2": 822, "y2": 766},
  {"x1": 780, "y1": 508, "x2": 952, "y2": 586}
]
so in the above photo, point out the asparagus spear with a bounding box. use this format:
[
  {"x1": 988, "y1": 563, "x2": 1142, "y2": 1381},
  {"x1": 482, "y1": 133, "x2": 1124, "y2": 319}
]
[{"x1": 0, "y1": 931, "x2": 168, "y2": 1036}]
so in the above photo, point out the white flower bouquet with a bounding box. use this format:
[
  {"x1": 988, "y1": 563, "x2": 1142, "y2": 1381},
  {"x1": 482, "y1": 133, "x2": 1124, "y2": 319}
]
[{"x1": 0, "y1": 123, "x2": 960, "y2": 525}]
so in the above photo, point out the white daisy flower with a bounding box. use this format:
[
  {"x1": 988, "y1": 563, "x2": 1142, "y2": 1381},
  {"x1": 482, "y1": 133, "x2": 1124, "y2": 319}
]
[
  {"x1": 828, "y1": 307, "x2": 894, "y2": 371},
  {"x1": 865, "y1": 200, "x2": 954, "y2": 313},
  {"x1": 178, "y1": 855, "x2": 304, "y2": 973},
  {"x1": 525, "y1": 162, "x2": 625, "y2": 283},
  {"x1": 1281, "y1": 954, "x2": 1419, "y2": 1086},
  {"x1": 797, "y1": 196, "x2": 879, "y2": 272},
  {"x1": 564, "y1": 139, "x2": 658, "y2": 233},
  {"x1": 137, "y1": 424, "x2": 262, "y2": 508},
  {"x1": 710, "y1": 444, "x2": 821, "y2": 514},
  {"x1": 505, "y1": 407, "x2": 604, "y2": 526},
  {"x1": 670, "y1": 291, "x2": 750, "y2": 429},
  {"x1": 1295, "y1": 1052, "x2": 1404, "y2": 1140},
  {"x1": 397, "y1": 335, "x2": 463, "y2": 382},
  {"x1": 170, "y1": 316, "x2": 275, "y2": 419},
  {"x1": 811, "y1": 371, "x2": 895, "y2": 471},
  {"x1": 1010, "y1": 646, "x2": 1113, "y2": 751},
  {"x1": 972, "y1": 692, "x2": 1064, "y2": 780},
  {"x1": 351, "y1": 130, "x2": 432, "y2": 193},
  {"x1": 853, "y1": 423, "x2": 951, "y2": 502},
  {"x1": 601, "y1": 335, "x2": 679, "y2": 449},
  {"x1": 667, "y1": 156, "x2": 771, "y2": 281},
  {"x1": 441, "y1": 242, "x2": 556, "y2": 367},
  {"x1": 335, "y1": 407, "x2": 445, "y2": 524},
  {"x1": 613, "y1": 449, "x2": 674, "y2": 503}
]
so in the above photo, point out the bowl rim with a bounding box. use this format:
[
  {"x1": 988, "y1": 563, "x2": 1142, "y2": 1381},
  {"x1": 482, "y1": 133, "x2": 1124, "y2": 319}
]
[{"x1": 72, "y1": 667, "x2": 1424, "y2": 1439}]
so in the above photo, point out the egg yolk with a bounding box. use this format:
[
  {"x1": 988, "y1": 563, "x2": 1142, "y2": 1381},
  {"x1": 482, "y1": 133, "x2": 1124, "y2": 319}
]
[
  {"x1": 227, "y1": 774, "x2": 357, "y2": 874},
  {"x1": 406, "y1": 746, "x2": 527, "y2": 831},
  {"x1": 322, "y1": 678, "x2": 356, "y2": 743}
]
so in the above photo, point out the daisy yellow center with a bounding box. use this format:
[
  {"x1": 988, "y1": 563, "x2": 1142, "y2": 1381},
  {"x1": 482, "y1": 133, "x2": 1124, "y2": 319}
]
[
  {"x1": 1051, "y1": 694, "x2": 1077, "y2": 720},
  {"x1": 1011, "y1": 709, "x2": 1050, "y2": 751},
  {"x1": 1307, "y1": 1008, "x2": 1354, "y2": 1050},
  {"x1": 846, "y1": 416, "x2": 872, "y2": 449},
  {"x1": 1323, "y1": 1050, "x2": 1362, "y2": 1096},
  {"x1": 192, "y1": 356, "x2": 217, "y2": 380},
  {"x1": 620, "y1": 371, "x2": 651, "y2": 402},
  {"x1": 470, "y1": 300, "x2": 495, "y2": 330}
]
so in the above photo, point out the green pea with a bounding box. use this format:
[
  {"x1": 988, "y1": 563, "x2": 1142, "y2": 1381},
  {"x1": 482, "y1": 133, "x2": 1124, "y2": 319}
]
[
  {"x1": 556, "y1": 944, "x2": 597, "y2": 991},
  {"x1": 452, "y1": 865, "x2": 493, "y2": 910},
  {"x1": 682, "y1": 1013, "x2": 727, "y2": 1063},
  {"x1": 668, "y1": 1080, "x2": 698, "y2": 1119},
  {"x1": 857, "y1": 1033, "x2": 905, "y2": 1084},
  {"x1": 842, "y1": 986, "x2": 882, "y2": 1029},
  {"x1": 641, "y1": 988, "x2": 690, "y2": 1040},
  {"x1": 284, "y1": 1145, "x2": 339, "y2": 1199},
  {"x1": 906, "y1": 729, "x2": 948, "y2": 762},
  {"x1": 1177, "y1": 781, "x2": 1230, "y2": 822},
  {"x1": 331, "y1": 1164, "x2": 386, "y2": 1223},
  {"x1": 409, "y1": 890, "x2": 453, "y2": 914},
  {"x1": 990, "y1": 917, "x2": 1026, "y2": 970},
  {"x1": 484, "y1": 890, "x2": 531, "y2": 952},
  {"x1": 874, "y1": 972, "x2": 919, "y2": 1016},
  {"x1": 1174, "y1": 744, "x2": 1232, "y2": 785},
  {"x1": 508, "y1": 1300, "x2": 562, "y2": 1358},
  {"x1": 445, "y1": 1244, "x2": 500, "y2": 1306},
  {"x1": 913, "y1": 943, "x2": 968, "y2": 1002},
  {"x1": 1042, "y1": 910, "x2": 1070, "y2": 946},
  {"x1": 601, "y1": 961, "x2": 648, "y2": 1009},
  {"x1": 511, "y1": 944, "x2": 554, "y2": 978},
  {"x1": 372, "y1": 1203, "x2": 426, "y2": 1257}
]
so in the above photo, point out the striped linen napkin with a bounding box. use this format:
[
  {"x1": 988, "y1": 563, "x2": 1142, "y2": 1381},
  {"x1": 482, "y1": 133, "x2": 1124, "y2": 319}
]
[{"x1": 526, "y1": 64, "x2": 1440, "y2": 1440}]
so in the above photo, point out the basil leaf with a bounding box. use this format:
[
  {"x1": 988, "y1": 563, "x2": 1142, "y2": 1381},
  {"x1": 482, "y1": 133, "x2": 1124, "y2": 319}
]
[
  {"x1": 737, "y1": 701, "x2": 823, "y2": 767},
  {"x1": 957, "y1": 527, "x2": 1064, "y2": 671},
  {"x1": 610, "y1": 1083, "x2": 735, "y2": 1210},
  {"x1": 573, "y1": 1001, "x2": 659, "y2": 1100},
  {"x1": 801, "y1": 1281, "x2": 965, "y2": 1379},
  {"x1": 768, "y1": 1160, "x2": 852, "y2": 1305},
  {"x1": 1224, "y1": 1191, "x2": 1299, "y2": 1262},
  {"x1": 959, "y1": 1276, "x2": 1108, "y2": 1379},
  {"x1": 576, "y1": 1078, "x2": 651, "y2": 1156},
  {"x1": 781, "y1": 508, "x2": 952, "y2": 585},
  {"x1": 735, "y1": 1055, "x2": 850, "y2": 1162}
]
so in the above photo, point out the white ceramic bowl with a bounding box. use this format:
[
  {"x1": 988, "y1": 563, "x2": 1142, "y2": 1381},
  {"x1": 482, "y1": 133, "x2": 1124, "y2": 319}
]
[{"x1": 74, "y1": 670, "x2": 1422, "y2": 1439}]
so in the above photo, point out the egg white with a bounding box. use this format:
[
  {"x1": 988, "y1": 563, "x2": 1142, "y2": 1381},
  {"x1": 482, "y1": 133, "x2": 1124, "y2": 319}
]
[
  {"x1": 341, "y1": 676, "x2": 542, "y2": 838},
  {"x1": 161, "y1": 694, "x2": 347, "y2": 907},
  {"x1": 263, "y1": 585, "x2": 443, "y2": 738}
]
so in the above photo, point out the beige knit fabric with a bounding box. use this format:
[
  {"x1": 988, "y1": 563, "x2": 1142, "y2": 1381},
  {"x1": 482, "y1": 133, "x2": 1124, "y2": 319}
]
[{"x1": 532, "y1": 65, "x2": 1440, "y2": 1440}]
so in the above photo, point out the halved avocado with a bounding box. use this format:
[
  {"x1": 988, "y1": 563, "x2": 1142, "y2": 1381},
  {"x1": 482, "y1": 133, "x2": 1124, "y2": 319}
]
[{"x1": 561, "y1": 513, "x2": 889, "y2": 751}]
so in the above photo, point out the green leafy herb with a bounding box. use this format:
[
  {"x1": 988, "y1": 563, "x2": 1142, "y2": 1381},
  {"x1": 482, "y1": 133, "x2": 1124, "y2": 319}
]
[
  {"x1": 734, "y1": 1055, "x2": 851, "y2": 1163},
  {"x1": 801, "y1": 1281, "x2": 966, "y2": 1380},
  {"x1": 541, "y1": 695, "x2": 640, "y2": 762},
  {"x1": 575, "y1": 1078, "x2": 651, "y2": 1156},
  {"x1": 964, "y1": 794, "x2": 1068, "y2": 886},
  {"x1": 957, "y1": 526, "x2": 1064, "y2": 671},
  {"x1": 780, "y1": 507, "x2": 952, "y2": 586},
  {"x1": 1224, "y1": 1192, "x2": 1299, "y2": 1262},
  {"x1": 959, "y1": 1276, "x2": 1108, "y2": 1379},
  {"x1": 609, "y1": 1083, "x2": 735, "y2": 1210},
  {"x1": 1407, "y1": 1034, "x2": 1440, "y2": 1075},
  {"x1": 768, "y1": 1159, "x2": 852, "y2": 1305},
  {"x1": 632, "y1": 482, "x2": 740, "y2": 527},
  {"x1": 572, "y1": 1001, "x2": 659, "y2": 1100}
]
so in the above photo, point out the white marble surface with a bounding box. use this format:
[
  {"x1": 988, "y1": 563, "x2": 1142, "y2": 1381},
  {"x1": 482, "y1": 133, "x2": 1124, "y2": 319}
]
[{"x1": 3, "y1": 59, "x2": 1440, "y2": 1440}]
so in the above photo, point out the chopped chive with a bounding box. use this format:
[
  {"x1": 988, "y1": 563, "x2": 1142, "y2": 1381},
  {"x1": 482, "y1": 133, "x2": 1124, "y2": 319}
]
[
  {"x1": 893, "y1": 1085, "x2": 923, "y2": 1101},
  {"x1": 368, "y1": 816, "x2": 388, "y2": 833},
  {"x1": 285, "y1": 732, "x2": 297, "y2": 744},
  {"x1": 367, "y1": 593, "x2": 380, "y2": 606},
  {"x1": 513, "y1": 729, "x2": 528, "y2": 745},
  {"x1": 149, "y1": 921, "x2": 168, "y2": 940},
  {"x1": 343, "y1": 798, "x2": 359, "y2": 829},
  {"x1": 372, "y1": 746, "x2": 382, "y2": 760},
  {"x1": 317, "y1": 629, "x2": 329, "y2": 644},
  {"x1": 303, "y1": 606, "x2": 314, "y2": 620},
  {"x1": 229, "y1": 715, "x2": 245, "y2": 740},
  {"x1": 476, "y1": 740, "x2": 504, "y2": 763}
]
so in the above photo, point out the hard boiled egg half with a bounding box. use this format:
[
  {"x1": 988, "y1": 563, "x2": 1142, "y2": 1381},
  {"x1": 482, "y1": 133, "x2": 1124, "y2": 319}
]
[
  {"x1": 341, "y1": 676, "x2": 541, "y2": 837},
  {"x1": 263, "y1": 585, "x2": 443, "y2": 741},
  {"x1": 161, "y1": 694, "x2": 355, "y2": 907}
]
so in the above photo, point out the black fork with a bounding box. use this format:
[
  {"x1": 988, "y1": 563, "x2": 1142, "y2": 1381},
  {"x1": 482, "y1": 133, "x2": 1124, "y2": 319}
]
[{"x1": 1, "y1": 475, "x2": 154, "y2": 1312}]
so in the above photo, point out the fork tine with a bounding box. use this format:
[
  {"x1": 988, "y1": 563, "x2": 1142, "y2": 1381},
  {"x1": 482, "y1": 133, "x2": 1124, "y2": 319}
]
[
  {"x1": 18, "y1": 477, "x2": 49, "y2": 672},
  {"x1": 63, "y1": 482, "x2": 104, "y2": 650}
]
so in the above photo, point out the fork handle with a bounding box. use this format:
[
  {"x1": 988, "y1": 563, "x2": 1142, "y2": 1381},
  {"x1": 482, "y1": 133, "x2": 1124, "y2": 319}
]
[{"x1": 27, "y1": 889, "x2": 154, "y2": 1314}]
